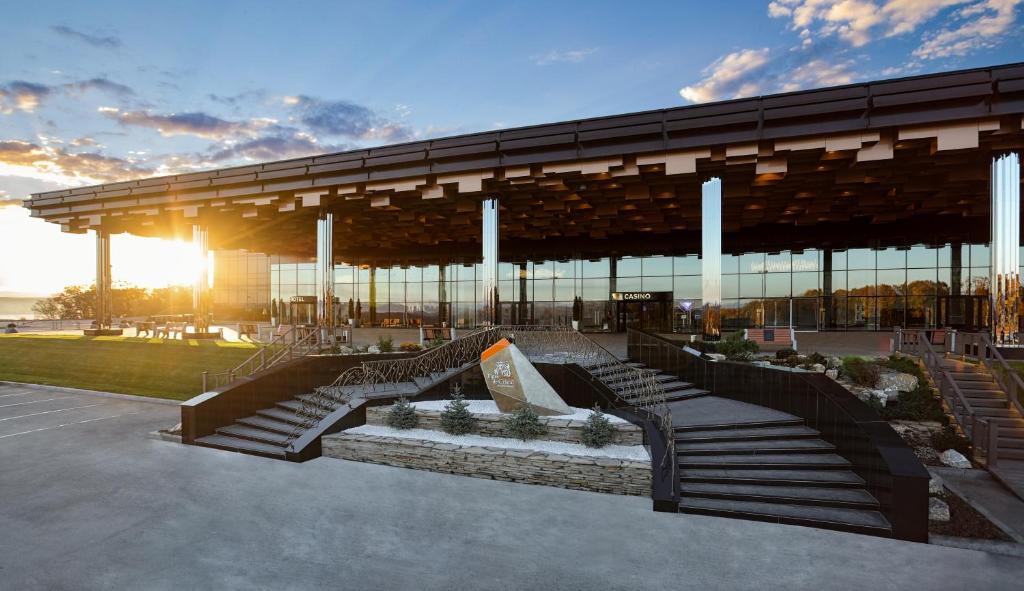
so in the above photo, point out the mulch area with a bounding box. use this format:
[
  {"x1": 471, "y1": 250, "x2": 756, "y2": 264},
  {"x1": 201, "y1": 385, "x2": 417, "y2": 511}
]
[{"x1": 929, "y1": 492, "x2": 1013, "y2": 541}]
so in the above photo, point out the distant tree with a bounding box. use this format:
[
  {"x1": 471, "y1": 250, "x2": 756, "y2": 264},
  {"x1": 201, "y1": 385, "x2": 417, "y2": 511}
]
[{"x1": 31, "y1": 297, "x2": 62, "y2": 320}]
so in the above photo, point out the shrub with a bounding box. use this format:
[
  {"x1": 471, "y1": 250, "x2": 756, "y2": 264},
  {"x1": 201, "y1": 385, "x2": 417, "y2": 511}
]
[
  {"x1": 880, "y1": 384, "x2": 947, "y2": 423},
  {"x1": 775, "y1": 348, "x2": 798, "y2": 360},
  {"x1": 882, "y1": 354, "x2": 921, "y2": 376},
  {"x1": 385, "y1": 397, "x2": 419, "y2": 430},
  {"x1": 581, "y1": 406, "x2": 616, "y2": 448},
  {"x1": 783, "y1": 354, "x2": 802, "y2": 368},
  {"x1": 399, "y1": 341, "x2": 423, "y2": 352},
  {"x1": 377, "y1": 335, "x2": 394, "y2": 352},
  {"x1": 427, "y1": 337, "x2": 447, "y2": 349},
  {"x1": 931, "y1": 425, "x2": 972, "y2": 458},
  {"x1": 842, "y1": 356, "x2": 881, "y2": 387},
  {"x1": 807, "y1": 352, "x2": 827, "y2": 366},
  {"x1": 715, "y1": 333, "x2": 759, "y2": 361},
  {"x1": 439, "y1": 385, "x2": 476, "y2": 435},
  {"x1": 503, "y1": 405, "x2": 547, "y2": 441}
]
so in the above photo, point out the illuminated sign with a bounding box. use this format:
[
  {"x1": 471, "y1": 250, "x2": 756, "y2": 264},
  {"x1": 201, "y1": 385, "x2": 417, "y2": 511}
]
[{"x1": 611, "y1": 291, "x2": 671, "y2": 301}]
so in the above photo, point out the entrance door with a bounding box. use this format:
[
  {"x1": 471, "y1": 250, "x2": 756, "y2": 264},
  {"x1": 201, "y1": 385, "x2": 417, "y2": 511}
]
[{"x1": 615, "y1": 301, "x2": 671, "y2": 332}]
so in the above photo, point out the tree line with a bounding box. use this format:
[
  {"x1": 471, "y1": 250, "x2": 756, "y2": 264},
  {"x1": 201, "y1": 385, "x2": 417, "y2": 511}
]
[{"x1": 31, "y1": 284, "x2": 194, "y2": 320}]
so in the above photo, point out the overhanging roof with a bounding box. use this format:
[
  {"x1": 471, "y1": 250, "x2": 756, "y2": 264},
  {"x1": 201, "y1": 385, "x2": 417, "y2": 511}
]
[{"x1": 23, "y1": 62, "x2": 1024, "y2": 259}]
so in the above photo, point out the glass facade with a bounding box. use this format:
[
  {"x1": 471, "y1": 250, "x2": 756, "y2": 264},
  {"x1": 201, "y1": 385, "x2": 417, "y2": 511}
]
[{"x1": 212, "y1": 242, "x2": 1024, "y2": 332}]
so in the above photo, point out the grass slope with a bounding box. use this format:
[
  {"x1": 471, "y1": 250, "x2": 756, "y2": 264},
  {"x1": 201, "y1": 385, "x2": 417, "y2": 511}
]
[{"x1": 0, "y1": 334, "x2": 257, "y2": 400}]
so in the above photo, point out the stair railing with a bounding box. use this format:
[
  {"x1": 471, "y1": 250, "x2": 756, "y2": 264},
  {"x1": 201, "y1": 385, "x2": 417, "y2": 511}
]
[
  {"x1": 201, "y1": 326, "x2": 322, "y2": 392},
  {"x1": 285, "y1": 326, "x2": 673, "y2": 459},
  {"x1": 905, "y1": 330, "x2": 1000, "y2": 467}
]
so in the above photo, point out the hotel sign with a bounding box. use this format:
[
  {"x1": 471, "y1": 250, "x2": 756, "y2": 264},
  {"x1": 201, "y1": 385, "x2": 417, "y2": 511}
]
[{"x1": 611, "y1": 291, "x2": 672, "y2": 301}]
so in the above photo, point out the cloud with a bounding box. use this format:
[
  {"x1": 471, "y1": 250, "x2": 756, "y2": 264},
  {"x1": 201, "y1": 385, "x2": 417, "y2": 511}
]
[
  {"x1": 0, "y1": 188, "x2": 12, "y2": 207},
  {"x1": 0, "y1": 78, "x2": 134, "y2": 114},
  {"x1": 0, "y1": 81, "x2": 53, "y2": 113},
  {"x1": 206, "y1": 134, "x2": 345, "y2": 162},
  {"x1": 285, "y1": 95, "x2": 411, "y2": 142},
  {"x1": 679, "y1": 48, "x2": 771, "y2": 103},
  {"x1": 533, "y1": 48, "x2": 597, "y2": 65},
  {"x1": 50, "y1": 25, "x2": 121, "y2": 49},
  {"x1": 0, "y1": 139, "x2": 153, "y2": 184},
  {"x1": 914, "y1": 0, "x2": 1023, "y2": 59},
  {"x1": 65, "y1": 78, "x2": 135, "y2": 97},
  {"x1": 767, "y1": 0, "x2": 1019, "y2": 54},
  {"x1": 100, "y1": 108, "x2": 275, "y2": 140},
  {"x1": 679, "y1": 41, "x2": 860, "y2": 103}
]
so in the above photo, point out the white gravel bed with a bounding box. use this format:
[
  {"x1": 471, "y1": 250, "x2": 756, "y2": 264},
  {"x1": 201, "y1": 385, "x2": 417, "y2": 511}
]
[
  {"x1": 409, "y1": 399, "x2": 629, "y2": 424},
  {"x1": 346, "y1": 425, "x2": 650, "y2": 461}
]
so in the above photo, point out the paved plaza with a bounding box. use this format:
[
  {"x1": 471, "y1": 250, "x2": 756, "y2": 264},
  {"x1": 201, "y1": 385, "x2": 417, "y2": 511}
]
[{"x1": 1, "y1": 382, "x2": 1022, "y2": 590}]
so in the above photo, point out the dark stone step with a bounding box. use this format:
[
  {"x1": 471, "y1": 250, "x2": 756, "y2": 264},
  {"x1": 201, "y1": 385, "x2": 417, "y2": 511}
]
[
  {"x1": 680, "y1": 468, "x2": 865, "y2": 488},
  {"x1": 237, "y1": 415, "x2": 296, "y2": 435},
  {"x1": 679, "y1": 482, "x2": 879, "y2": 509},
  {"x1": 296, "y1": 393, "x2": 339, "y2": 411},
  {"x1": 217, "y1": 424, "x2": 290, "y2": 446},
  {"x1": 194, "y1": 434, "x2": 287, "y2": 459},
  {"x1": 256, "y1": 407, "x2": 304, "y2": 425},
  {"x1": 276, "y1": 400, "x2": 304, "y2": 412},
  {"x1": 676, "y1": 425, "x2": 820, "y2": 443},
  {"x1": 674, "y1": 418, "x2": 805, "y2": 433},
  {"x1": 679, "y1": 453, "x2": 852, "y2": 470},
  {"x1": 677, "y1": 497, "x2": 891, "y2": 537},
  {"x1": 997, "y1": 448, "x2": 1024, "y2": 460},
  {"x1": 662, "y1": 388, "x2": 710, "y2": 402},
  {"x1": 966, "y1": 398, "x2": 1011, "y2": 408},
  {"x1": 675, "y1": 438, "x2": 835, "y2": 456}
]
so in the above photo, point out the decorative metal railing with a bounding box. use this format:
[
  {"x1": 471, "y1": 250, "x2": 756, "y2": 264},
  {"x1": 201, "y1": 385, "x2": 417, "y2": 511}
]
[
  {"x1": 201, "y1": 326, "x2": 322, "y2": 392},
  {"x1": 284, "y1": 326, "x2": 673, "y2": 455},
  {"x1": 896, "y1": 328, "x2": 1006, "y2": 467}
]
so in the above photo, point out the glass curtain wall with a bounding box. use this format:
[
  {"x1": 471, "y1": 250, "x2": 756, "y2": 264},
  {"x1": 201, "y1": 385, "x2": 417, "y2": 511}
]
[{"x1": 250, "y1": 241, "x2": 1014, "y2": 331}]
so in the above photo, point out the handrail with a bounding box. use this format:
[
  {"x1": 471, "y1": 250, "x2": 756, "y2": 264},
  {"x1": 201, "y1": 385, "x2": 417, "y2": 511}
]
[
  {"x1": 629, "y1": 327, "x2": 930, "y2": 542},
  {"x1": 901, "y1": 329, "x2": 1001, "y2": 467},
  {"x1": 285, "y1": 326, "x2": 674, "y2": 468},
  {"x1": 201, "y1": 325, "x2": 322, "y2": 392}
]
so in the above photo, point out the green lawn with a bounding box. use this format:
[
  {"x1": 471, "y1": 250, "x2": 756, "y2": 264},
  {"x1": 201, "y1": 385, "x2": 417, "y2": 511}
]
[{"x1": 0, "y1": 334, "x2": 258, "y2": 400}]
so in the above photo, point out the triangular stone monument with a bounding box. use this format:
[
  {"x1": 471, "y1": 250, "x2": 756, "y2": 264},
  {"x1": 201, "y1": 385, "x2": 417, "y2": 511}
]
[{"x1": 480, "y1": 337, "x2": 572, "y2": 416}]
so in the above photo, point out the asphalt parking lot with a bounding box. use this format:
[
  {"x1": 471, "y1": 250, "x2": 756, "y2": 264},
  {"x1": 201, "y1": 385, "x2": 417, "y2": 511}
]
[{"x1": 1, "y1": 381, "x2": 1022, "y2": 591}]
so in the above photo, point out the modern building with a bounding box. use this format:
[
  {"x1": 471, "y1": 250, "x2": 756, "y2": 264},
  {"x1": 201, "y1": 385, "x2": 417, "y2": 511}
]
[{"x1": 23, "y1": 63, "x2": 1024, "y2": 340}]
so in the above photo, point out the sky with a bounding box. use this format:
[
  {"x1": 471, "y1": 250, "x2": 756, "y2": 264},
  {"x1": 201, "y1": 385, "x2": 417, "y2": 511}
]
[{"x1": 0, "y1": 0, "x2": 1022, "y2": 296}]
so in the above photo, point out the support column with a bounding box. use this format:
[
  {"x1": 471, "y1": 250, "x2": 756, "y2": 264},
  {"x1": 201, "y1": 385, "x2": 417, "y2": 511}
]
[
  {"x1": 95, "y1": 229, "x2": 112, "y2": 330},
  {"x1": 991, "y1": 152, "x2": 1021, "y2": 344},
  {"x1": 192, "y1": 225, "x2": 210, "y2": 333},
  {"x1": 315, "y1": 210, "x2": 335, "y2": 339},
  {"x1": 822, "y1": 248, "x2": 833, "y2": 329},
  {"x1": 481, "y1": 197, "x2": 499, "y2": 326},
  {"x1": 701, "y1": 178, "x2": 723, "y2": 340},
  {"x1": 518, "y1": 262, "x2": 528, "y2": 324}
]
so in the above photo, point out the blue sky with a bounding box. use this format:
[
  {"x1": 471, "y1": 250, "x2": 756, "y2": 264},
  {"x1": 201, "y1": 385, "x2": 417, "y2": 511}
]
[{"x1": 1, "y1": 0, "x2": 1022, "y2": 295}]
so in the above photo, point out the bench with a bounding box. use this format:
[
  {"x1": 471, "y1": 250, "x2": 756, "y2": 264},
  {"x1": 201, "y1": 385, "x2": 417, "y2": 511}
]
[
  {"x1": 156, "y1": 322, "x2": 186, "y2": 339},
  {"x1": 237, "y1": 322, "x2": 258, "y2": 340},
  {"x1": 419, "y1": 326, "x2": 455, "y2": 346},
  {"x1": 135, "y1": 321, "x2": 155, "y2": 337},
  {"x1": 743, "y1": 327, "x2": 797, "y2": 351}
]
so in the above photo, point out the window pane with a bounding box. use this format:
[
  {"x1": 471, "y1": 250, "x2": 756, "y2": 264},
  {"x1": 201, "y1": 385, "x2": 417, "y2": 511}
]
[
  {"x1": 581, "y1": 258, "x2": 610, "y2": 278},
  {"x1": 848, "y1": 270, "x2": 875, "y2": 296},
  {"x1": 907, "y1": 246, "x2": 936, "y2": 268},
  {"x1": 642, "y1": 276, "x2": 672, "y2": 291},
  {"x1": 581, "y1": 278, "x2": 610, "y2": 300},
  {"x1": 792, "y1": 272, "x2": 818, "y2": 296},
  {"x1": 847, "y1": 249, "x2": 874, "y2": 269},
  {"x1": 643, "y1": 256, "x2": 673, "y2": 276},
  {"x1": 877, "y1": 248, "x2": 906, "y2": 269},
  {"x1": 554, "y1": 279, "x2": 575, "y2": 300},
  {"x1": 617, "y1": 257, "x2": 642, "y2": 277},
  {"x1": 765, "y1": 273, "x2": 791, "y2": 297},
  {"x1": 739, "y1": 253, "x2": 763, "y2": 274},
  {"x1": 673, "y1": 276, "x2": 701, "y2": 299},
  {"x1": 739, "y1": 274, "x2": 763, "y2": 298},
  {"x1": 673, "y1": 256, "x2": 701, "y2": 275}
]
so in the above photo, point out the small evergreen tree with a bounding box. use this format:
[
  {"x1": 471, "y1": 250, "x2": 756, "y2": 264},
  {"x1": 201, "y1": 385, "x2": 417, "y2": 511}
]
[
  {"x1": 439, "y1": 385, "x2": 476, "y2": 435},
  {"x1": 385, "y1": 397, "x2": 418, "y2": 430},
  {"x1": 504, "y1": 405, "x2": 547, "y2": 441},
  {"x1": 581, "y1": 405, "x2": 615, "y2": 448}
]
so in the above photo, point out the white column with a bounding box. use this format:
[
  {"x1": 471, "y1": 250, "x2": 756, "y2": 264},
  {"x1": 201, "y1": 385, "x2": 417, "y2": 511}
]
[
  {"x1": 95, "y1": 229, "x2": 112, "y2": 330},
  {"x1": 991, "y1": 152, "x2": 1020, "y2": 345},
  {"x1": 481, "y1": 197, "x2": 499, "y2": 326},
  {"x1": 192, "y1": 225, "x2": 210, "y2": 332},
  {"x1": 316, "y1": 210, "x2": 335, "y2": 338},
  {"x1": 701, "y1": 178, "x2": 722, "y2": 340}
]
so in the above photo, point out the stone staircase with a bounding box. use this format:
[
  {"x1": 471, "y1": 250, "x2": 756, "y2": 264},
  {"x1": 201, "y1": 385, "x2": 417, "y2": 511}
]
[
  {"x1": 580, "y1": 360, "x2": 710, "y2": 405},
  {"x1": 193, "y1": 365, "x2": 472, "y2": 459},
  {"x1": 941, "y1": 359, "x2": 1024, "y2": 461},
  {"x1": 672, "y1": 400, "x2": 891, "y2": 537}
]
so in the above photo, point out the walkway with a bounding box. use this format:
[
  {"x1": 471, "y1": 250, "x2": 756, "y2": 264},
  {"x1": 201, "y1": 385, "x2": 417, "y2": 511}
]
[{"x1": 1, "y1": 382, "x2": 1022, "y2": 589}]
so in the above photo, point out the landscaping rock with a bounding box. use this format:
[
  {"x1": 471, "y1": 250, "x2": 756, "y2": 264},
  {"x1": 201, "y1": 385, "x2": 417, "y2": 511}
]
[
  {"x1": 367, "y1": 345, "x2": 381, "y2": 354},
  {"x1": 751, "y1": 360, "x2": 772, "y2": 368},
  {"x1": 940, "y1": 449, "x2": 972, "y2": 469},
  {"x1": 811, "y1": 363, "x2": 826, "y2": 373},
  {"x1": 827, "y1": 356, "x2": 842, "y2": 369},
  {"x1": 706, "y1": 353, "x2": 726, "y2": 362},
  {"x1": 879, "y1": 371, "x2": 919, "y2": 393},
  {"x1": 890, "y1": 420, "x2": 944, "y2": 465},
  {"x1": 929, "y1": 497, "x2": 951, "y2": 523},
  {"x1": 336, "y1": 345, "x2": 354, "y2": 355},
  {"x1": 929, "y1": 475, "x2": 945, "y2": 496},
  {"x1": 825, "y1": 368, "x2": 839, "y2": 380}
]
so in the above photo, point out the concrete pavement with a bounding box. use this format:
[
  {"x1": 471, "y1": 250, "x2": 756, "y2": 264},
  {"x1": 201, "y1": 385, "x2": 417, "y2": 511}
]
[{"x1": 1, "y1": 382, "x2": 1023, "y2": 590}]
